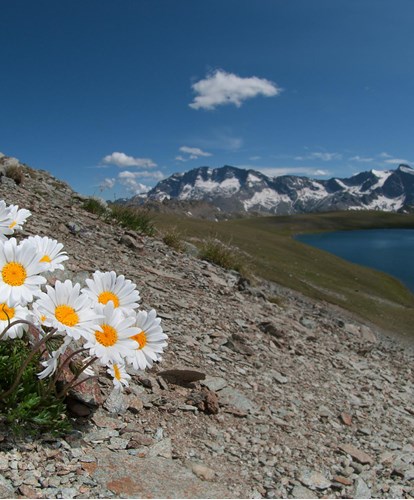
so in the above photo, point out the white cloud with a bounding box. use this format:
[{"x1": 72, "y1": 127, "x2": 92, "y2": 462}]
[
  {"x1": 118, "y1": 170, "x2": 164, "y2": 181},
  {"x1": 179, "y1": 146, "x2": 211, "y2": 157},
  {"x1": 189, "y1": 69, "x2": 282, "y2": 110},
  {"x1": 195, "y1": 131, "x2": 243, "y2": 151},
  {"x1": 295, "y1": 152, "x2": 342, "y2": 162},
  {"x1": 238, "y1": 165, "x2": 331, "y2": 178},
  {"x1": 102, "y1": 151, "x2": 157, "y2": 168},
  {"x1": 117, "y1": 171, "x2": 154, "y2": 194},
  {"x1": 99, "y1": 177, "x2": 116, "y2": 191},
  {"x1": 384, "y1": 157, "x2": 412, "y2": 165},
  {"x1": 249, "y1": 155, "x2": 262, "y2": 161},
  {"x1": 176, "y1": 145, "x2": 212, "y2": 161},
  {"x1": 349, "y1": 155, "x2": 374, "y2": 162},
  {"x1": 379, "y1": 152, "x2": 392, "y2": 158}
]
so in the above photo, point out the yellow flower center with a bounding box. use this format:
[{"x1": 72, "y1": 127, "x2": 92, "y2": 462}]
[
  {"x1": 0, "y1": 303, "x2": 15, "y2": 321},
  {"x1": 113, "y1": 363, "x2": 121, "y2": 380},
  {"x1": 40, "y1": 315, "x2": 47, "y2": 323},
  {"x1": 98, "y1": 291, "x2": 120, "y2": 308},
  {"x1": 131, "y1": 330, "x2": 147, "y2": 349},
  {"x1": 40, "y1": 255, "x2": 51, "y2": 263},
  {"x1": 9, "y1": 221, "x2": 16, "y2": 229},
  {"x1": 55, "y1": 305, "x2": 79, "y2": 327},
  {"x1": 2, "y1": 262, "x2": 27, "y2": 286},
  {"x1": 95, "y1": 324, "x2": 118, "y2": 347}
]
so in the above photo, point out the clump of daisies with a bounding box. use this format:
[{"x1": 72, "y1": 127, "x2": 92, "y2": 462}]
[{"x1": 0, "y1": 199, "x2": 167, "y2": 433}]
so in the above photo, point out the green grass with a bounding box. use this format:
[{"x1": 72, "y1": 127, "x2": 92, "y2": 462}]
[
  {"x1": 83, "y1": 197, "x2": 108, "y2": 216},
  {"x1": 110, "y1": 205, "x2": 155, "y2": 236},
  {"x1": 153, "y1": 211, "x2": 414, "y2": 341},
  {"x1": 162, "y1": 227, "x2": 185, "y2": 252},
  {"x1": 0, "y1": 338, "x2": 71, "y2": 436},
  {"x1": 199, "y1": 239, "x2": 247, "y2": 275}
]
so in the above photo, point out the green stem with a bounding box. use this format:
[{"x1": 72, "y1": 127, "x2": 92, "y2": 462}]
[
  {"x1": 56, "y1": 356, "x2": 98, "y2": 399},
  {"x1": 47, "y1": 347, "x2": 88, "y2": 395},
  {"x1": 0, "y1": 319, "x2": 43, "y2": 342},
  {"x1": 0, "y1": 328, "x2": 57, "y2": 400}
]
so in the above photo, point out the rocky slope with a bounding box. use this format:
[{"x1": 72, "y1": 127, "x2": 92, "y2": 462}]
[
  {"x1": 126, "y1": 164, "x2": 414, "y2": 216},
  {"x1": 0, "y1": 157, "x2": 413, "y2": 499}
]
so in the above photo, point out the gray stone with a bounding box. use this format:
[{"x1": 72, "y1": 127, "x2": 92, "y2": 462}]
[
  {"x1": 291, "y1": 485, "x2": 318, "y2": 498},
  {"x1": 0, "y1": 457, "x2": 8, "y2": 472},
  {"x1": 104, "y1": 388, "x2": 128, "y2": 414},
  {"x1": 60, "y1": 487, "x2": 78, "y2": 498},
  {"x1": 201, "y1": 375, "x2": 227, "y2": 392},
  {"x1": 189, "y1": 463, "x2": 216, "y2": 481},
  {"x1": 272, "y1": 370, "x2": 288, "y2": 384},
  {"x1": 218, "y1": 387, "x2": 255, "y2": 413},
  {"x1": 148, "y1": 438, "x2": 173, "y2": 459},
  {"x1": 299, "y1": 469, "x2": 331, "y2": 490},
  {"x1": 300, "y1": 318, "x2": 316, "y2": 329},
  {"x1": 354, "y1": 478, "x2": 371, "y2": 499},
  {"x1": 89, "y1": 450, "x2": 232, "y2": 498},
  {"x1": 85, "y1": 429, "x2": 119, "y2": 442},
  {"x1": 0, "y1": 474, "x2": 15, "y2": 499},
  {"x1": 388, "y1": 485, "x2": 404, "y2": 498},
  {"x1": 66, "y1": 221, "x2": 81, "y2": 234}
]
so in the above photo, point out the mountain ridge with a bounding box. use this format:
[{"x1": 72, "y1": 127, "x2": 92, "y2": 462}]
[{"x1": 124, "y1": 164, "x2": 414, "y2": 215}]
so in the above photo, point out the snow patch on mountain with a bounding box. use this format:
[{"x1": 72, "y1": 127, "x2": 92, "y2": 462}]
[
  {"x1": 130, "y1": 163, "x2": 414, "y2": 215},
  {"x1": 400, "y1": 166, "x2": 414, "y2": 175},
  {"x1": 244, "y1": 189, "x2": 290, "y2": 211}
]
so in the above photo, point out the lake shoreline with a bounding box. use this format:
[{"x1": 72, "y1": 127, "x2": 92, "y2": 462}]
[{"x1": 296, "y1": 228, "x2": 414, "y2": 294}]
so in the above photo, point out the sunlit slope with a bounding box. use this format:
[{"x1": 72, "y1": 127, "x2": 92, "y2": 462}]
[{"x1": 154, "y1": 211, "x2": 414, "y2": 339}]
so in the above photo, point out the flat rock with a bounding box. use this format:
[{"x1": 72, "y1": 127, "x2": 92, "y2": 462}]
[
  {"x1": 271, "y1": 370, "x2": 288, "y2": 384},
  {"x1": 338, "y1": 444, "x2": 374, "y2": 465},
  {"x1": 201, "y1": 375, "x2": 227, "y2": 392},
  {"x1": 291, "y1": 485, "x2": 318, "y2": 498},
  {"x1": 218, "y1": 387, "x2": 255, "y2": 413},
  {"x1": 189, "y1": 463, "x2": 216, "y2": 481},
  {"x1": 104, "y1": 388, "x2": 128, "y2": 414},
  {"x1": 354, "y1": 477, "x2": 371, "y2": 499},
  {"x1": 0, "y1": 474, "x2": 15, "y2": 499},
  {"x1": 89, "y1": 449, "x2": 232, "y2": 498},
  {"x1": 148, "y1": 438, "x2": 173, "y2": 459},
  {"x1": 299, "y1": 469, "x2": 331, "y2": 490}
]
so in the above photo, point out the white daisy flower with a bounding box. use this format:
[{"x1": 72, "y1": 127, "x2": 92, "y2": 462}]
[
  {"x1": 0, "y1": 238, "x2": 47, "y2": 306},
  {"x1": 27, "y1": 235, "x2": 69, "y2": 272},
  {"x1": 30, "y1": 301, "x2": 49, "y2": 328},
  {"x1": 37, "y1": 336, "x2": 72, "y2": 379},
  {"x1": 83, "y1": 270, "x2": 140, "y2": 313},
  {"x1": 107, "y1": 362, "x2": 131, "y2": 391},
  {"x1": 0, "y1": 201, "x2": 14, "y2": 241},
  {"x1": 126, "y1": 309, "x2": 167, "y2": 371},
  {"x1": 7, "y1": 204, "x2": 31, "y2": 231},
  {"x1": 34, "y1": 280, "x2": 100, "y2": 340},
  {"x1": 82, "y1": 302, "x2": 139, "y2": 365},
  {"x1": 0, "y1": 301, "x2": 30, "y2": 339}
]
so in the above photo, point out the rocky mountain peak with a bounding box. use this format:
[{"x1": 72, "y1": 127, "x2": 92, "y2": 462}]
[{"x1": 131, "y1": 164, "x2": 414, "y2": 215}]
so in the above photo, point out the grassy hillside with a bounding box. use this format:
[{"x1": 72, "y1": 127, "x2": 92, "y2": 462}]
[{"x1": 154, "y1": 211, "x2": 414, "y2": 341}]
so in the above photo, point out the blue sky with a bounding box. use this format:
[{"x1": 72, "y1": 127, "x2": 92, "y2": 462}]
[{"x1": 1, "y1": 0, "x2": 414, "y2": 199}]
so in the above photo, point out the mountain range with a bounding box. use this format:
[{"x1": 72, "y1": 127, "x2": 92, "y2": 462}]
[{"x1": 125, "y1": 164, "x2": 414, "y2": 215}]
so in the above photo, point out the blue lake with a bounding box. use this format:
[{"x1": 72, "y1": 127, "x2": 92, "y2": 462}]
[{"x1": 296, "y1": 229, "x2": 414, "y2": 293}]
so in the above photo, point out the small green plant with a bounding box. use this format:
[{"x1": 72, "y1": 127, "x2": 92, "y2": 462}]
[
  {"x1": 163, "y1": 228, "x2": 184, "y2": 252},
  {"x1": 83, "y1": 197, "x2": 108, "y2": 216},
  {"x1": 0, "y1": 338, "x2": 71, "y2": 436},
  {"x1": 110, "y1": 205, "x2": 155, "y2": 236},
  {"x1": 199, "y1": 239, "x2": 246, "y2": 275},
  {"x1": 5, "y1": 164, "x2": 24, "y2": 185},
  {"x1": 268, "y1": 296, "x2": 285, "y2": 307}
]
